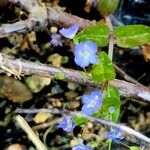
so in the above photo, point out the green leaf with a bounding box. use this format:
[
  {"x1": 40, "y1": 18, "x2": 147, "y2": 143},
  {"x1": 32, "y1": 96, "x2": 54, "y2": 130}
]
[
  {"x1": 72, "y1": 116, "x2": 87, "y2": 126},
  {"x1": 90, "y1": 51, "x2": 116, "y2": 83},
  {"x1": 129, "y1": 146, "x2": 140, "y2": 150},
  {"x1": 114, "y1": 25, "x2": 150, "y2": 48},
  {"x1": 54, "y1": 72, "x2": 65, "y2": 80},
  {"x1": 98, "y1": 0, "x2": 120, "y2": 16},
  {"x1": 94, "y1": 86, "x2": 121, "y2": 122},
  {"x1": 73, "y1": 21, "x2": 109, "y2": 47}
]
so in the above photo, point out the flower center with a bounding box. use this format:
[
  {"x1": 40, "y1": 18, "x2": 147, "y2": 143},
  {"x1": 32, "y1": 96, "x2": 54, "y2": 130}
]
[
  {"x1": 67, "y1": 120, "x2": 73, "y2": 128},
  {"x1": 80, "y1": 50, "x2": 90, "y2": 58},
  {"x1": 87, "y1": 99, "x2": 96, "y2": 108}
]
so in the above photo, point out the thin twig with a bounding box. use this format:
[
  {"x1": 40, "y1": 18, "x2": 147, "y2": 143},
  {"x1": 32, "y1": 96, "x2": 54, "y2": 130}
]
[
  {"x1": 105, "y1": 16, "x2": 114, "y2": 61},
  {"x1": 0, "y1": 0, "x2": 94, "y2": 38},
  {"x1": 114, "y1": 64, "x2": 144, "y2": 86},
  {"x1": 0, "y1": 53, "x2": 149, "y2": 102},
  {"x1": 32, "y1": 118, "x2": 61, "y2": 131},
  {"x1": 16, "y1": 115, "x2": 47, "y2": 150},
  {"x1": 15, "y1": 108, "x2": 150, "y2": 144}
]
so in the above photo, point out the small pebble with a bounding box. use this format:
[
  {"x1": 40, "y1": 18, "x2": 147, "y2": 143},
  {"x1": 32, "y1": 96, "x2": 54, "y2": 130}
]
[
  {"x1": 87, "y1": 122, "x2": 93, "y2": 129},
  {"x1": 67, "y1": 82, "x2": 79, "y2": 91},
  {"x1": 70, "y1": 139, "x2": 79, "y2": 147},
  {"x1": 50, "y1": 26, "x2": 58, "y2": 33},
  {"x1": 47, "y1": 53, "x2": 62, "y2": 67},
  {"x1": 67, "y1": 101, "x2": 80, "y2": 110},
  {"x1": 6, "y1": 144, "x2": 24, "y2": 150},
  {"x1": 65, "y1": 91, "x2": 78, "y2": 101}
]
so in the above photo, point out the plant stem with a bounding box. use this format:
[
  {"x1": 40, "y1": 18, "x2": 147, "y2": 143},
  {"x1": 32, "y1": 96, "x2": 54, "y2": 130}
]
[
  {"x1": 108, "y1": 141, "x2": 112, "y2": 150},
  {"x1": 105, "y1": 16, "x2": 114, "y2": 61}
]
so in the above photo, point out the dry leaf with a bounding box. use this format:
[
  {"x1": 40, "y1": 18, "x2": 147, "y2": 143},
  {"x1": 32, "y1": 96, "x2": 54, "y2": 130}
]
[{"x1": 141, "y1": 45, "x2": 150, "y2": 62}]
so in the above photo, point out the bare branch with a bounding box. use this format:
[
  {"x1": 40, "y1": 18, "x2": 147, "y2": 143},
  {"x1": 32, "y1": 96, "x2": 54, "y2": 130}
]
[
  {"x1": 47, "y1": 6, "x2": 95, "y2": 29},
  {"x1": 15, "y1": 108, "x2": 150, "y2": 144},
  {"x1": 114, "y1": 64, "x2": 144, "y2": 86},
  {"x1": 0, "y1": 0, "x2": 94, "y2": 38},
  {"x1": 16, "y1": 115, "x2": 47, "y2": 150},
  {"x1": 0, "y1": 0, "x2": 48, "y2": 38},
  {"x1": 0, "y1": 53, "x2": 149, "y2": 102},
  {"x1": 105, "y1": 16, "x2": 114, "y2": 61}
]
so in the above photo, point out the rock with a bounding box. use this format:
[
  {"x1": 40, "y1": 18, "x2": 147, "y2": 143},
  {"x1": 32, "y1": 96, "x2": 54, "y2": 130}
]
[
  {"x1": 67, "y1": 101, "x2": 80, "y2": 110},
  {"x1": 67, "y1": 82, "x2": 79, "y2": 91},
  {"x1": 0, "y1": 76, "x2": 32, "y2": 103},
  {"x1": 65, "y1": 91, "x2": 78, "y2": 101},
  {"x1": 5, "y1": 144, "x2": 24, "y2": 150},
  {"x1": 51, "y1": 84, "x2": 64, "y2": 94},
  {"x1": 50, "y1": 26, "x2": 58, "y2": 33},
  {"x1": 47, "y1": 53, "x2": 63, "y2": 67},
  {"x1": 34, "y1": 112, "x2": 52, "y2": 124},
  {"x1": 50, "y1": 98, "x2": 62, "y2": 108},
  {"x1": 26, "y1": 75, "x2": 51, "y2": 93}
]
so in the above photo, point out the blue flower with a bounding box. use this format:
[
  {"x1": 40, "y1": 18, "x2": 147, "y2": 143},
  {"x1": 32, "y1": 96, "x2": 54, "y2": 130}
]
[
  {"x1": 107, "y1": 128, "x2": 123, "y2": 142},
  {"x1": 108, "y1": 106, "x2": 115, "y2": 114},
  {"x1": 59, "y1": 24, "x2": 79, "y2": 39},
  {"x1": 72, "y1": 143, "x2": 93, "y2": 150},
  {"x1": 82, "y1": 90, "x2": 103, "y2": 115},
  {"x1": 74, "y1": 41, "x2": 98, "y2": 68},
  {"x1": 57, "y1": 117, "x2": 76, "y2": 132},
  {"x1": 50, "y1": 33, "x2": 63, "y2": 47}
]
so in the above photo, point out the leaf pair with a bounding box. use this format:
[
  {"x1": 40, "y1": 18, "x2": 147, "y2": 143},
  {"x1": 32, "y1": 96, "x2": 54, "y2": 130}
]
[{"x1": 74, "y1": 21, "x2": 150, "y2": 48}]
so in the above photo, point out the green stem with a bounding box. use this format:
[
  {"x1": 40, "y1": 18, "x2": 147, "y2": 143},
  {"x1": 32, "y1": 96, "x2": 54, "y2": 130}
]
[{"x1": 108, "y1": 141, "x2": 112, "y2": 150}]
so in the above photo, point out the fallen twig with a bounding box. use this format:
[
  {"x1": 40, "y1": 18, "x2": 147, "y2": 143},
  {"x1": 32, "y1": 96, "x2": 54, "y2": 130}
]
[
  {"x1": 16, "y1": 115, "x2": 47, "y2": 150},
  {"x1": 32, "y1": 118, "x2": 61, "y2": 131},
  {"x1": 0, "y1": 0, "x2": 94, "y2": 38},
  {"x1": 0, "y1": 53, "x2": 149, "y2": 102},
  {"x1": 15, "y1": 108, "x2": 150, "y2": 144}
]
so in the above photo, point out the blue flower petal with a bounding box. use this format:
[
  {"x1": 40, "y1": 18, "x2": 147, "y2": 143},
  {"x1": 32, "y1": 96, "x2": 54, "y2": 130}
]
[
  {"x1": 82, "y1": 95, "x2": 91, "y2": 104},
  {"x1": 74, "y1": 41, "x2": 98, "y2": 68},
  {"x1": 89, "y1": 54, "x2": 98, "y2": 64},
  {"x1": 74, "y1": 43, "x2": 84, "y2": 56},
  {"x1": 109, "y1": 106, "x2": 115, "y2": 113},
  {"x1": 83, "y1": 41, "x2": 98, "y2": 53},
  {"x1": 74, "y1": 55, "x2": 90, "y2": 68},
  {"x1": 107, "y1": 128, "x2": 123, "y2": 142},
  {"x1": 72, "y1": 143, "x2": 93, "y2": 150},
  {"x1": 64, "y1": 119, "x2": 76, "y2": 132},
  {"x1": 57, "y1": 117, "x2": 75, "y2": 132},
  {"x1": 90, "y1": 91, "x2": 102, "y2": 101},
  {"x1": 82, "y1": 105, "x2": 95, "y2": 115},
  {"x1": 50, "y1": 33, "x2": 63, "y2": 47},
  {"x1": 59, "y1": 24, "x2": 79, "y2": 39}
]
